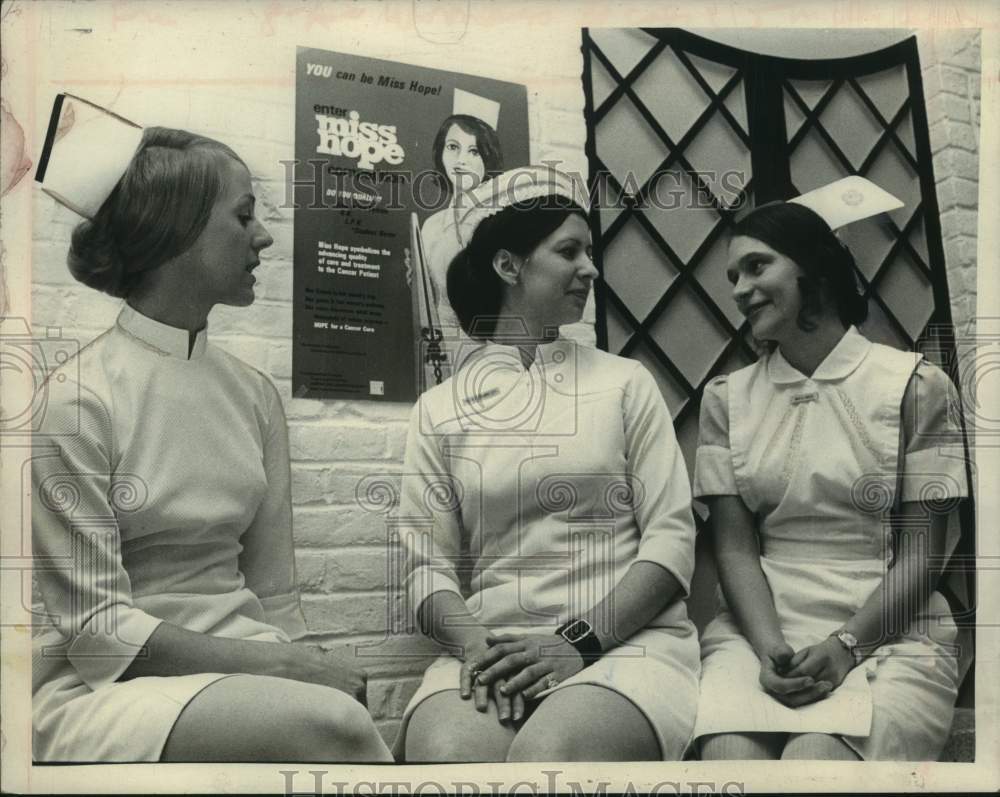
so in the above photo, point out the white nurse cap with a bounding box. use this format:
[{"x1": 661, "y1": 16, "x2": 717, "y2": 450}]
[
  {"x1": 453, "y1": 88, "x2": 501, "y2": 131},
  {"x1": 35, "y1": 93, "x2": 144, "y2": 219},
  {"x1": 789, "y1": 175, "x2": 903, "y2": 230},
  {"x1": 454, "y1": 164, "x2": 590, "y2": 242}
]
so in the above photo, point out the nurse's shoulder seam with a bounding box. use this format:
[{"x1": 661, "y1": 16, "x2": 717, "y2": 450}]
[
  {"x1": 584, "y1": 346, "x2": 651, "y2": 387},
  {"x1": 412, "y1": 374, "x2": 460, "y2": 430}
]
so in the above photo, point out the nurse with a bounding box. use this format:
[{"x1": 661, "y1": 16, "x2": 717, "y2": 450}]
[
  {"x1": 31, "y1": 95, "x2": 392, "y2": 762},
  {"x1": 692, "y1": 177, "x2": 968, "y2": 760},
  {"x1": 395, "y1": 166, "x2": 701, "y2": 762}
]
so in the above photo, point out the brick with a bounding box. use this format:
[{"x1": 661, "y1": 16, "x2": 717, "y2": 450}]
[
  {"x1": 295, "y1": 550, "x2": 328, "y2": 591},
  {"x1": 31, "y1": 285, "x2": 119, "y2": 332},
  {"x1": 295, "y1": 547, "x2": 392, "y2": 592},
  {"x1": 300, "y1": 592, "x2": 388, "y2": 634},
  {"x1": 290, "y1": 465, "x2": 332, "y2": 505},
  {"x1": 255, "y1": 258, "x2": 294, "y2": 303},
  {"x1": 327, "y1": 468, "x2": 401, "y2": 505},
  {"x1": 927, "y1": 119, "x2": 950, "y2": 155},
  {"x1": 939, "y1": 209, "x2": 978, "y2": 239},
  {"x1": 366, "y1": 677, "x2": 419, "y2": 720},
  {"x1": 926, "y1": 93, "x2": 972, "y2": 125},
  {"x1": 384, "y1": 423, "x2": 409, "y2": 460},
  {"x1": 32, "y1": 193, "x2": 80, "y2": 235},
  {"x1": 946, "y1": 121, "x2": 978, "y2": 153},
  {"x1": 289, "y1": 423, "x2": 387, "y2": 461},
  {"x1": 264, "y1": 339, "x2": 293, "y2": 379},
  {"x1": 541, "y1": 109, "x2": 587, "y2": 147},
  {"x1": 343, "y1": 402, "x2": 414, "y2": 424},
  {"x1": 376, "y1": 719, "x2": 401, "y2": 749},
  {"x1": 31, "y1": 241, "x2": 77, "y2": 287},
  {"x1": 212, "y1": 300, "x2": 292, "y2": 338},
  {"x1": 942, "y1": 40, "x2": 980, "y2": 72},
  {"x1": 936, "y1": 148, "x2": 979, "y2": 182},
  {"x1": 943, "y1": 236, "x2": 978, "y2": 270},
  {"x1": 939, "y1": 178, "x2": 980, "y2": 210},
  {"x1": 293, "y1": 504, "x2": 393, "y2": 546},
  {"x1": 925, "y1": 65, "x2": 971, "y2": 98}
]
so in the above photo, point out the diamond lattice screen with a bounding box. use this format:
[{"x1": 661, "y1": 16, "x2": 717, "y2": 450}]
[{"x1": 583, "y1": 28, "x2": 962, "y2": 479}]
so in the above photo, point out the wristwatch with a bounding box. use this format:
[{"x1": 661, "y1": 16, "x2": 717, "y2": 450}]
[
  {"x1": 556, "y1": 619, "x2": 603, "y2": 665},
  {"x1": 831, "y1": 629, "x2": 863, "y2": 665}
]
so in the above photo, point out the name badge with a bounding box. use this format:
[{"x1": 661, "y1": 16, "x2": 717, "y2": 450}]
[
  {"x1": 464, "y1": 388, "x2": 500, "y2": 404},
  {"x1": 791, "y1": 391, "x2": 819, "y2": 405}
]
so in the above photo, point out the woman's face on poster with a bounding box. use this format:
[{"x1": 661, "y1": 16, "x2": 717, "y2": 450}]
[{"x1": 441, "y1": 123, "x2": 486, "y2": 191}]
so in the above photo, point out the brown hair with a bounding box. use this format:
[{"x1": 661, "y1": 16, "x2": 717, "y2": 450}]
[{"x1": 67, "y1": 127, "x2": 244, "y2": 297}]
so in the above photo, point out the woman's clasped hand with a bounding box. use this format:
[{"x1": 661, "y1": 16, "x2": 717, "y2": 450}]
[
  {"x1": 459, "y1": 633, "x2": 586, "y2": 721},
  {"x1": 756, "y1": 640, "x2": 854, "y2": 708}
]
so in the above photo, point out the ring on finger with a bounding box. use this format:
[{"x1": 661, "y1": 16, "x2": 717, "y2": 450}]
[{"x1": 545, "y1": 675, "x2": 559, "y2": 690}]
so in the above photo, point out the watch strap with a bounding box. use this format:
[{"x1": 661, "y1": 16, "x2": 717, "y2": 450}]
[{"x1": 556, "y1": 619, "x2": 602, "y2": 665}]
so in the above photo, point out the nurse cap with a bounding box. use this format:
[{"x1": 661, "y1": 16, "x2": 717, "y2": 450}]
[
  {"x1": 454, "y1": 164, "x2": 590, "y2": 243},
  {"x1": 788, "y1": 175, "x2": 903, "y2": 230},
  {"x1": 35, "y1": 93, "x2": 144, "y2": 219},
  {"x1": 453, "y1": 88, "x2": 500, "y2": 131}
]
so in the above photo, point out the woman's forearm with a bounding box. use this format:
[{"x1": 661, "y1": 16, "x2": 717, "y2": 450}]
[
  {"x1": 121, "y1": 621, "x2": 369, "y2": 702},
  {"x1": 121, "y1": 621, "x2": 299, "y2": 681},
  {"x1": 708, "y1": 496, "x2": 787, "y2": 658},
  {"x1": 580, "y1": 560, "x2": 680, "y2": 652},
  {"x1": 716, "y1": 550, "x2": 788, "y2": 658},
  {"x1": 842, "y1": 505, "x2": 945, "y2": 656},
  {"x1": 415, "y1": 590, "x2": 490, "y2": 657}
]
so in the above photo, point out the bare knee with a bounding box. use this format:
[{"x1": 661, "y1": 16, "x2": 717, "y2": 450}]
[
  {"x1": 404, "y1": 692, "x2": 512, "y2": 763},
  {"x1": 301, "y1": 692, "x2": 391, "y2": 762},
  {"x1": 506, "y1": 731, "x2": 578, "y2": 762},
  {"x1": 782, "y1": 732, "x2": 859, "y2": 761}
]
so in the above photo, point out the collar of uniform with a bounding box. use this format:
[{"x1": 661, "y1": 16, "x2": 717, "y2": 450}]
[
  {"x1": 477, "y1": 336, "x2": 573, "y2": 371},
  {"x1": 117, "y1": 304, "x2": 208, "y2": 361},
  {"x1": 766, "y1": 326, "x2": 871, "y2": 385}
]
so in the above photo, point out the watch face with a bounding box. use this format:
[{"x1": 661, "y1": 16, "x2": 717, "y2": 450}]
[{"x1": 561, "y1": 620, "x2": 592, "y2": 643}]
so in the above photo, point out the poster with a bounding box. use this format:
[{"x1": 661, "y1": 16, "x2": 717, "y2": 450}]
[{"x1": 293, "y1": 47, "x2": 529, "y2": 400}]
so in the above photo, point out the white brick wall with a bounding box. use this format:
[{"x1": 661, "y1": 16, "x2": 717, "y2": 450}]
[
  {"x1": 920, "y1": 31, "x2": 981, "y2": 356},
  {"x1": 25, "y1": 11, "x2": 980, "y2": 747}
]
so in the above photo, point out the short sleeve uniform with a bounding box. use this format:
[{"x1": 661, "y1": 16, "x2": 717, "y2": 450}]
[
  {"x1": 395, "y1": 339, "x2": 701, "y2": 759},
  {"x1": 692, "y1": 327, "x2": 967, "y2": 760},
  {"x1": 32, "y1": 306, "x2": 307, "y2": 762}
]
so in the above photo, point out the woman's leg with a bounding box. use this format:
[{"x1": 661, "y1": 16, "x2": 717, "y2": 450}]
[
  {"x1": 506, "y1": 685, "x2": 660, "y2": 762},
  {"x1": 781, "y1": 732, "x2": 861, "y2": 760},
  {"x1": 699, "y1": 732, "x2": 785, "y2": 760},
  {"x1": 403, "y1": 690, "x2": 517, "y2": 763},
  {"x1": 160, "y1": 674, "x2": 392, "y2": 762}
]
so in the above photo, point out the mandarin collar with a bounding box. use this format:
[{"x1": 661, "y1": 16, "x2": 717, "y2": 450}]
[
  {"x1": 766, "y1": 326, "x2": 871, "y2": 385},
  {"x1": 477, "y1": 336, "x2": 574, "y2": 371},
  {"x1": 117, "y1": 304, "x2": 208, "y2": 361}
]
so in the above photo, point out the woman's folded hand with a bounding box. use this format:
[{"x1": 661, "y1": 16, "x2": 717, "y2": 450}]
[
  {"x1": 757, "y1": 641, "x2": 833, "y2": 708},
  {"x1": 476, "y1": 633, "x2": 586, "y2": 702},
  {"x1": 783, "y1": 637, "x2": 854, "y2": 694},
  {"x1": 457, "y1": 636, "x2": 524, "y2": 724}
]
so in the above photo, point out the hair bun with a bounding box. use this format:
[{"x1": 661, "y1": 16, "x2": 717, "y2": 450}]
[{"x1": 67, "y1": 215, "x2": 129, "y2": 297}]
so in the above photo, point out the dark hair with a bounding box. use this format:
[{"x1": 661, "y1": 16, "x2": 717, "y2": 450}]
[
  {"x1": 446, "y1": 194, "x2": 587, "y2": 340},
  {"x1": 67, "y1": 127, "x2": 245, "y2": 298},
  {"x1": 731, "y1": 201, "x2": 868, "y2": 332},
  {"x1": 431, "y1": 114, "x2": 504, "y2": 201}
]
